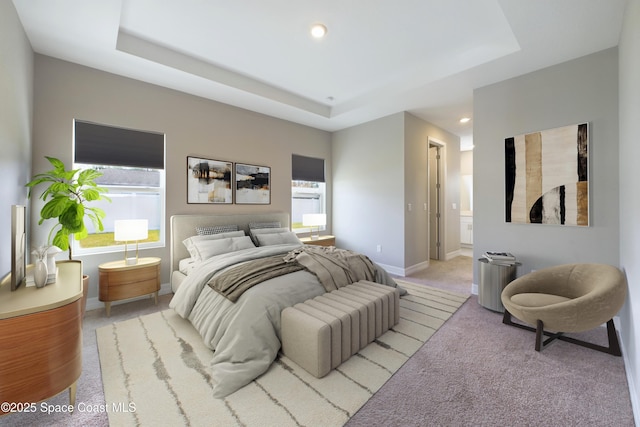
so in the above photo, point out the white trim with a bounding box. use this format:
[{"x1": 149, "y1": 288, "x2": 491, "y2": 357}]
[
  {"x1": 471, "y1": 282, "x2": 479, "y2": 295},
  {"x1": 445, "y1": 249, "x2": 462, "y2": 260},
  {"x1": 379, "y1": 260, "x2": 431, "y2": 277},
  {"x1": 377, "y1": 262, "x2": 406, "y2": 277},
  {"x1": 404, "y1": 260, "x2": 430, "y2": 276},
  {"x1": 428, "y1": 137, "x2": 447, "y2": 260},
  {"x1": 617, "y1": 319, "x2": 640, "y2": 426}
]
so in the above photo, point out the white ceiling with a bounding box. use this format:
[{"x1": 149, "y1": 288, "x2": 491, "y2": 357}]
[{"x1": 12, "y1": 0, "x2": 628, "y2": 150}]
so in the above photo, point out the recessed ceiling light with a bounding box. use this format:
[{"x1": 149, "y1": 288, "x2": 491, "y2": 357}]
[
  {"x1": 311, "y1": 24, "x2": 327, "y2": 39},
  {"x1": 459, "y1": 117, "x2": 471, "y2": 123}
]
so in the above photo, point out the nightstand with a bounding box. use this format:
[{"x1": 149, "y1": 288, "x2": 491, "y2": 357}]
[
  {"x1": 99, "y1": 257, "x2": 161, "y2": 317},
  {"x1": 300, "y1": 235, "x2": 336, "y2": 247}
]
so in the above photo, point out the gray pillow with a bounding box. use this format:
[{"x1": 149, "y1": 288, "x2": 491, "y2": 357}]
[
  {"x1": 196, "y1": 224, "x2": 239, "y2": 235},
  {"x1": 248, "y1": 221, "x2": 281, "y2": 229}
]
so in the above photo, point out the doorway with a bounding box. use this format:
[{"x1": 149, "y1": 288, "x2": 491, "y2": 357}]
[{"x1": 428, "y1": 139, "x2": 444, "y2": 260}]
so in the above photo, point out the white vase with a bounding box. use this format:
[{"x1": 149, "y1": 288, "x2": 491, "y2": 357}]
[
  {"x1": 34, "y1": 258, "x2": 48, "y2": 288},
  {"x1": 46, "y1": 246, "x2": 61, "y2": 280}
]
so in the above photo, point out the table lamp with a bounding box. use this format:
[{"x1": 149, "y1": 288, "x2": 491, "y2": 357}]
[
  {"x1": 114, "y1": 219, "x2": 148, "y2": 265},
  {"x1": 302, "y1": 213, "x2": 326, "y2": 240}
]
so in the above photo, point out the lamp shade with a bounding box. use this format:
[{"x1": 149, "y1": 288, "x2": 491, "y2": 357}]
[
  {"x1": 302, "y1": 213, "x2": 326, "y2": 227},
  {"x1": 114, "y1": 219, "x2": 148, "y2": 241}
]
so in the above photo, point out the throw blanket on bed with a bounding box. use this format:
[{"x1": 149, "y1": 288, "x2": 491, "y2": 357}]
[
  {"x1": 208, "y1": 255, "x2": 305, "y2": 302},
  {"x1": 284, "y1": 245, "x2": 376, "y2": 292}
]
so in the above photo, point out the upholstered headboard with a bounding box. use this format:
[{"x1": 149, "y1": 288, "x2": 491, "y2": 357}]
[{"x1": 170, "y1": 212, "x2": 290, "y2": 291}]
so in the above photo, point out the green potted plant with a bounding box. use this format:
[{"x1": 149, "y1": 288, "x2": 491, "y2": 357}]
[{"x1": 26, "y1": 156, "x2": 110, "y2": 314}]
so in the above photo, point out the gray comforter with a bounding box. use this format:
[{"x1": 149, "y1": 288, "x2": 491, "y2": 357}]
[{"x1": 169, "y1": 243, "x2": 401, "y2": 398}]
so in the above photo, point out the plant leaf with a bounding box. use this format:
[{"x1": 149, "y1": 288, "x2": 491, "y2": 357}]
[
  {"x1": 52, "y1": 229, "x2": 70, "y2": 250},
  {"x1": 41, "y1": 196, "x2": 72, "y2": 219},
  {"x1": 59, "y1": 203, "x2": 85, "y2": 233}
]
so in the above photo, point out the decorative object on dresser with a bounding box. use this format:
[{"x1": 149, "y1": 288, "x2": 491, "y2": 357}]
[
  {"x1": 300, "y1": 234, "x2": 335, "y2": 247},
  {"x1": 31, "y1": 245, "x2": 50, "y2": 288},
  {"x1": 24, "y1": 245, "x2": 62, "y2": 288},
  {"x1": 26, "y1": 156, "x2": 111, "y2": 314},
  {"x1": 0, "y1": 260, "x2": 83, "y2": 414},
  {"x1": 10, "y1": 205, "x2": 26, "y2": 291},
  {"x1": 114, "y1": 219, "x2": 148, "y2": 265},
  {"x1": 99, "y1": 257, "x2": 161, "y2": 317},
  {"x1": 25, "y1": 156, "x2": 110, "y2": 259}
]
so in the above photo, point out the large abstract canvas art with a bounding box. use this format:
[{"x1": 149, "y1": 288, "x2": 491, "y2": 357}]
[{"x1": 505, "y1": 123, "x2": 588, "y2": 226}]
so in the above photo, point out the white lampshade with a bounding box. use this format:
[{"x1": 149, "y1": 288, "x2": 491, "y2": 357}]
[
  {"x1": 302, "y1": 214, "x2": 326, "y2": 227},
  {"x1": 114, "y1": 219, "x2": 148, "y2": 241},
  {"x1": 114, "y1": 219, "x2": 148, "y2": 265}
]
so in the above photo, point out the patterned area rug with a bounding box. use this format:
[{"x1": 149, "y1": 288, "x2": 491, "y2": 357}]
[{"x1": 96, "y1": 281, "x2": 467, "y2": 426}]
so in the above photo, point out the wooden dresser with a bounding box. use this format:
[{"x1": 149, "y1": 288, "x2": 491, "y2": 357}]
[{"x1": 0, "y1": 260, "x2": 83, "y2": 414}]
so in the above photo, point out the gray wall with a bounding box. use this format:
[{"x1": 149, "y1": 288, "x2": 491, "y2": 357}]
[
  {"x1": 332, "y1": 111, "x2": 459, "y2": 274},
  {"x1": 404, "y1": 112, "x2": 460, "y2": 268},
  {"x1": 473, "y1": 48, "x2": 619, "y2": 281},
  {"x1": 0, "y1": 1, "x2": 33, "y2": 277},
  {"x1": 31, "y1": 55, "x2": 332, "y2": 300},
  {"x1": 619, "y1": 0, "x2": 640, "y2": 417},
  {"x1": 332, "y1": 113, "x2": 406, "y2": 270}
]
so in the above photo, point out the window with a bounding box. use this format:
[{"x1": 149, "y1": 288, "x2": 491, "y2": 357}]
[
  {"x1": 291, "y1": 154, "x2": 326, "y2": 233},
  {"x1": 73, "y1": 120, "x2": 165, "y2": 255}
]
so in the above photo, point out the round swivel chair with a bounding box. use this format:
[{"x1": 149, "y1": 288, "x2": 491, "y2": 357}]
[{"x1": 501, "y1": 263, "x2": 626, "y2": 355}]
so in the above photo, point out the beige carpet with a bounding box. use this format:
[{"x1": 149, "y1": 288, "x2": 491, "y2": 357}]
[{"x1": 96, "y1": 281, "x2": 467, "y2": 426}]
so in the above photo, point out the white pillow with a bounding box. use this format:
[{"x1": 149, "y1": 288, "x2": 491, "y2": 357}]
[
  {"x1": 190, "y1": 236, "x2": 255, "y2": 261},
  {"x1": 178, "y1": 257, "x2": 197, "y2": 275},
  {"x1": 249, "y1": 226, "x2": 290, "y2": 244},
  {"x1": 256, "y1": 231, "x2": 302, "y2": 246},
  {"x1": 183, "y1": 230, "x2": 245, "y2": 258}
]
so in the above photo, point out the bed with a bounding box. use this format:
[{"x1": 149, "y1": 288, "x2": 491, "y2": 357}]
[{"x1": 168, "y1": 212, "x2": 402, "y2": 398}]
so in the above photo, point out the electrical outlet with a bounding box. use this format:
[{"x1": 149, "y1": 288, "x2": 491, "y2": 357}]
[{"x1": 376, "y1": 245, "x2": 382, "y2": 253}]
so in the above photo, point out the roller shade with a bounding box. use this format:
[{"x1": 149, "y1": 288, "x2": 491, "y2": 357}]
[
  {"x1": 74, "y1": 120, "x2": 165, "y2": 169},
  {"x1": 292, "y1": 154, "x2": 325, "y2": 182}
]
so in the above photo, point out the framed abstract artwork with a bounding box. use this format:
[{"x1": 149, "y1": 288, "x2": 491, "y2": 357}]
[
  {"x1": 505, "y1": 123, "x2": 589, "y2": 226},
  {"x1": 235, "y1": 163, "x2": 271, "y2": 204},
  {"x1": 187, "y1": 156, "x2": 233, "y2": 204}
]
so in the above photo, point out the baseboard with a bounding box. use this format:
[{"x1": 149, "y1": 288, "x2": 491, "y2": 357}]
[
  {"x1": 445, "y1": 249, "x2": 462, "y2": 260},
  {"x1": 404, "y1": 260, "x2": 430, "y2": 276},
  {"x1": 617, "y1": 318, "x2": 640, "y2": 426},
  {"x1": 471, "y1": 282, "x2": 478, "y2": 295},
  {"x1": 377, "y1": 263, "x2": 405, "y2": 276},
  {"x1": 85, "y1": 282, "x2": 173, "y2": 313}
]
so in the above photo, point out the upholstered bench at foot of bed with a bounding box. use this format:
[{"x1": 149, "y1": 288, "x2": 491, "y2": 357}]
[{"x1": 280, "y1": 280, "x2": 400, "y2": 378}]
